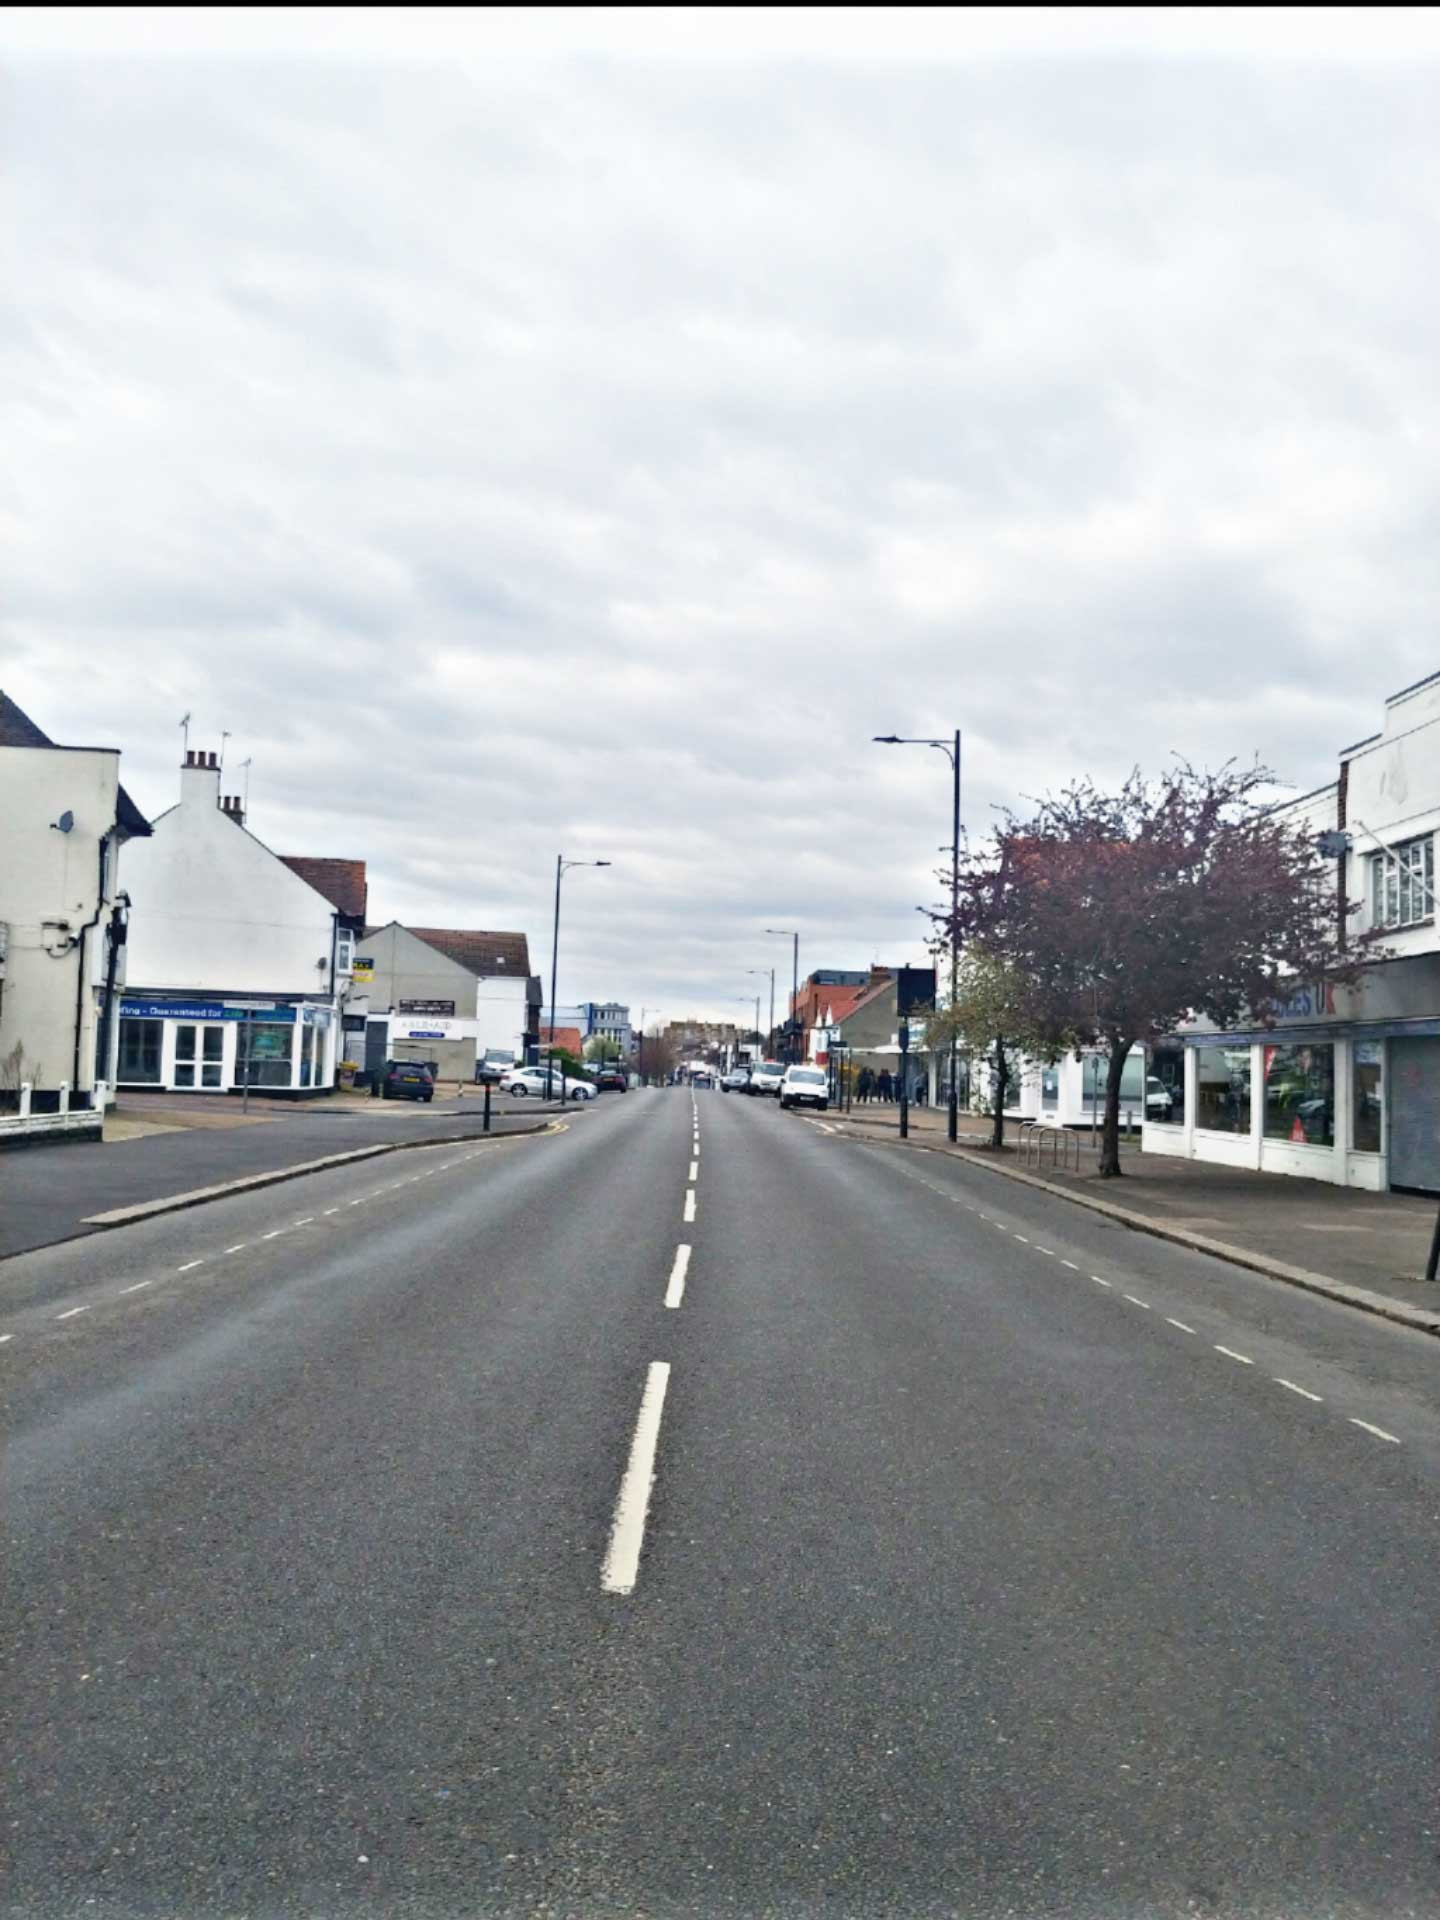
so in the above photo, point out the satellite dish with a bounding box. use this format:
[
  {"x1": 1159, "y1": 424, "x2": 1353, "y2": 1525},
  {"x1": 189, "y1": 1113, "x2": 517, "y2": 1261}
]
[{"x1": 52, "y1": 810, "x2": 74, "y2": 834}]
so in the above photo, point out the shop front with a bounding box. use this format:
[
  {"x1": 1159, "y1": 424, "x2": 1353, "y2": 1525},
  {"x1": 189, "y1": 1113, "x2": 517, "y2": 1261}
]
[
  {"x1": 1143, "y1": 957, "x2": 1440, "y2": 1192},
  {"x1": 116, "y1": 996, "x2": 338, "y2": 1097}
]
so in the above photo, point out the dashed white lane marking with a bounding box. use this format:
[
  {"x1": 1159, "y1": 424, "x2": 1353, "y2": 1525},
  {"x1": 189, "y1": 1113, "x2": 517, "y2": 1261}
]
[
  {"x1": 1036, "y1": 1246, "x2": 1056, "y2": 1258},
  {"x1": 1166, "y1": 1317, "x2": 1196, "y2": 1334},
  {"x1": 1215, "y1": 1345, "x2": 1254, "y2": 1366},
  {"x1": 1276, "y1": 1377, "x2": 1323, "y2": 1402},
  {"x1": 178, "y1": 1259, "x2": 204, "y2": 1271},
  {"x1": 323, "y1": 1207, "x2": 339, "y2": 1215},
  {"x1": 683, "y1": 1190, "x2": 697, "y2": 1224},
  {"x1": 1012, "y1": 1234, "x2": 1030, "y2": 1244},
  {"x1": 1060, "y1": 1259, "x2": 1079, "y2": 1271},
  {"x1": 294, "y1": 1217, "x2": 315, "y2": 1227},
  {"x1": 348, "y1": 1198, "x2": 366, "y2": 1207},
  {"x1": 119, "y1": 1280, "x2": 153, "y2": 1294},
  {"x1": 0, "y1": 1333, "x2": 11, "y2": 1344},
  {"x1": 688, "y1": 1160, "x2": 698, "y2": 1181},
  {"x1": 56, "y1": 1305, "x2": 91, "y2": 1320},
  {"x1": 1123, "y1": 1294, "x2": 1151, "y2": 1310},
  {"x1": 665, "y1": 1244, "x2": 691, "y2": 1310},
  {"x1": 1092, "y1": 1275, "x2": 1112, "y2": 1288},
  {"x1": 225, "y1": 1244, "x2": 246, "y2": 1254},
  {"x1": 1350, "y1": 1418, "x2": 1400, "y2": 1444},
  {"x1": 601, "y1": 1361, "x2": 672, "y2": 1595}
]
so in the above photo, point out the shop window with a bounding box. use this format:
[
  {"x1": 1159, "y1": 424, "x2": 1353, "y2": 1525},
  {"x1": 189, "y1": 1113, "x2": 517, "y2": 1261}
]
[
  {"x1": 1370, "y1": 834, "x2": 1435, "y2": 930},
  {"x1": 1147, "y1": 1040, "x2": 1185, "y2": 1124},
  {"x1": 1264, "y1": 1042, "x2": 1334, "y2": 1147},
  {"x1": 1081, "y1": 1050, "x2": 1146, "y2": 1109},
  {"x1": 1195, "y1": 1046, "x2": 1251, "y2": 1134},
  {"x1": 1041, "y1": 1065, "x2": 1059, "y2": 1109},
  {"x1": 1353, "y1": 1040, "x2": 1383, "y2": 1154},
  {"x1": 118, "y1": 1018, "x2": 163, "y2": 1084},
  {"x1": 237, "y1": 1021, "x2": 294, "y2": 1088}
]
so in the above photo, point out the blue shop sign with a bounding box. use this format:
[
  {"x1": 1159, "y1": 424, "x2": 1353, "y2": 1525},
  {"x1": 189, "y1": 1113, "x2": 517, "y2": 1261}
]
[{"x1": 120, "y1": 1000, "x2": 298, "y2": 1024}]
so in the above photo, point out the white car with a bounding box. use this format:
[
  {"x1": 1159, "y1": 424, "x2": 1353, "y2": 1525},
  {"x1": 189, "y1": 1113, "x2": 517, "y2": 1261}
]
[
  {"x1": 747, "y1": 1061, "x2": 787, "y2": 1098},
  {"x1": 500, "y1": 1067, "x2": 595, "y2": 1102},
  {"x1": 778, "y1": 1065, "x2": 830, "y2": 1111}
]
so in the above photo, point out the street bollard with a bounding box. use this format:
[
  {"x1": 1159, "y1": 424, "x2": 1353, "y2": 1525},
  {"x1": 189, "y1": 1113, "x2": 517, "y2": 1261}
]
[
  {"x1": 1426, "y1": 1203, "x2": 1439, "y2": 1284},
  {"x1": 484, "y1": 1083, "x2": 492, "y2": 1134}
]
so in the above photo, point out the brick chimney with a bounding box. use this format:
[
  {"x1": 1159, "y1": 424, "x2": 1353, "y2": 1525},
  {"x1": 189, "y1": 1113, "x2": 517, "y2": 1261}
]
[
  {"x1": 219, "y1": 793, "x2": 246, "y2": 826},
  {"x1": 180, "y1": 747, "x2": 222, "y2": 813}
]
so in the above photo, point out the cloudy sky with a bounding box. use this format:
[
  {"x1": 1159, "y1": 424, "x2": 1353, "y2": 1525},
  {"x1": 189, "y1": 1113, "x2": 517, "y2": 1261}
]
[{"x1": 5, "y1": 10, "x2": 1440, "y2": 1028}]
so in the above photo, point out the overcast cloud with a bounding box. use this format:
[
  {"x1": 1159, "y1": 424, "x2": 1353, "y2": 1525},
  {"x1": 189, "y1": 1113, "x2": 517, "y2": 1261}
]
[{"x1": 5, "y1": 18, "x2": 1440, "y2": 1023}]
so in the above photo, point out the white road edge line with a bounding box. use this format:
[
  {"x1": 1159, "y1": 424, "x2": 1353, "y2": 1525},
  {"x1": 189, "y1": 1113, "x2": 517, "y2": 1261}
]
[
  {"x1": 601, "y1": 1361, "x2": 672, "y2": 1595},
  {"x1": 1166, "y1": 1317, "x2": 1196, "y2": 1334},
  {"x1": 683, "y1": 1190, "x2": 697, "y2": 1224},
  {"x1": 1275, "y1": 1377, "x2": 1322, "y2": 1402},
  {"x1": 56, "y1": 1305, "x2": 91, "y2": 1320},
  {"x1": 118, "y1": 1280, "x2": 153, "y2": 1294},
  {"x1": 1350, "y1": 1417, "x2": 1400, "y2": 1443},
  {"x1": 1215, "y1": 1345, "x2": 1254, "y2": 1365},
  {"x1": 665, "y1": 1244, "x2": 692, "y2": 1310}
]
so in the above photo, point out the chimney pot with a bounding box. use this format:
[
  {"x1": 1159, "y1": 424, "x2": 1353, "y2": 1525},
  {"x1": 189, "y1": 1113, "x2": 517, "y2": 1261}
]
[
  {"x1": 184, "y1": 749, "x2": 194, "y2": 767},
  {"x1": 209, "y1": 750, "x2": 218, "y2": 769}
]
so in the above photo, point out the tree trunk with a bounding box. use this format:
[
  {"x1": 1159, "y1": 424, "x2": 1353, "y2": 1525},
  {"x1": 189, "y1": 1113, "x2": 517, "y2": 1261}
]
[
  {"x1": 1098, "y1": 1036, "x2": 1131, "y2": 1178},
  {"x1": 991, "y1": 1039, "x2": 1008, "y2": 1150}
]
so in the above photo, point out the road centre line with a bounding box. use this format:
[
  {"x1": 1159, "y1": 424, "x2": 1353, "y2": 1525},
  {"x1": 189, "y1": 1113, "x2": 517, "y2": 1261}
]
[
  {"x1": 683, "y1": 1191, "x2": 697, "y2": 1224},
  {"x1": 601, "y1": 1361, "x2": 672, "y2": 1595},
  {"x1": 1036, "y1": 1246, "x2": 1056, "y2": 1257},
  {"x1": 119, "y1": 1280, "x2": 153, "y2": 1294},
  {"x1": 1166, "y1": 1317, "x2": 1196, "y2": 1334},
  {"x1": 1215, "y1": 1345, "x2": 1254, "y2": 1365},
  {"x1": 1012, "y1": 1234, "x2": 1030, "y2": 1244},
  {"x1": 1123, "y1": 1294, "x2": 1151, "y2": 1310},
  {"x1": 0, "y1": 1333, "x2": 11, "y2": 1344},
  {"x1": 1276, "y1": 1377, "x2": 1323, "y2": 1402},
  {"x1": 225, "y1": 1243, "x2": 246, "y2": 1254},
  {"x1": 1350, "y1": 1418, "x2": 1400, "y2": 1443},
  {"x1": 294, "y1": 1217, "x2": 315, "y2": 1226},
  {"x1": 1060, "y1": 1258, "x2": 1079, "y2": 1270},
  {"x1": 1092, "y1": 1275, "x2": 1112, "y2": 1287},
  {"x1": 56, "y1": 1305, "x2": 91, "y2": 1320},
  {"x1": 665, "y1": 1244, "x2": 691, "y2": 1309},
  {"x1": 688, "y1": 1160, "x2": 698, "y2": 1181},
  {"x1": 178, "y1": 1259, "x2": 204, "y2": 1271}
]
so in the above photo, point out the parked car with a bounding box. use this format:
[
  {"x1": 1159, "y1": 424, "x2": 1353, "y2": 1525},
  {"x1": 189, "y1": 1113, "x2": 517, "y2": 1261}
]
[
  {"x1": 595, "y1": 1064, "x2": 628, "y2": 1092},
  {"x1": 746, "y1": 1061, "x2": 787, "y2": 1098},
  {"x1": 476, "y1": 1049, "x2": 518, "y2": 1086},
  {"x1": 382, "y1": 1060, "x2": 435, "y2": 1102},
  {"x1": 721, "y1": 1068, "x2": 751, "y2": 1093},
  {"x1": 1145, "y1": 1074, "x2": 1177, "y2": 1119},
  {"x1": 779, "y1": 1064, "x2": 830, "y2": 1111},
  {"x1": 499, "y1": 1067, "x2": 595, "y2": 1102}
]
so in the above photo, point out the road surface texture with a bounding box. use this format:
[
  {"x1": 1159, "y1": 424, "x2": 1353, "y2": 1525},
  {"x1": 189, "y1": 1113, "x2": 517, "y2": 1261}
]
[{"x1": 4, "y1": 1085, "x2": 1438, "y2": 1918}]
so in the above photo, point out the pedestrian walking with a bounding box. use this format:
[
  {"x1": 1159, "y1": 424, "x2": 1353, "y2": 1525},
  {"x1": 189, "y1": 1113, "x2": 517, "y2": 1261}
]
[
  {"x1": 858, "y1": 1066, "x2": 873, "y2": 1104},
  {"x1": 878, "y1": 1068, "x2": 893, "y2": 1103}
]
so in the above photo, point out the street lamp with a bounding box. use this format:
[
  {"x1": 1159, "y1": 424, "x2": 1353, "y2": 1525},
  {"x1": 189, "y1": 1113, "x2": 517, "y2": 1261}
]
[
  {"x1": 747, "y1": 967, "x2": 775, "y2": 1057},
  {"x1": 874, "y1": 730, "x2": 963, "y2": 1142},
  {"x1": 765, "y1": 928, "x2": 799, "y2": 1062},
  {"x1": 548, "y1": 855, "x2": 611, "y2": 1100}
]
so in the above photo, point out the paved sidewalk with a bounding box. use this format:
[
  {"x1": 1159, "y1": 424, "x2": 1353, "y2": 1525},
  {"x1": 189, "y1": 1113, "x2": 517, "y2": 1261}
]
[
  {"x1": 836, "y1": 1104, "x2": 1439, "y2": 1310},
  {"x1": 0, "y1": 1099, "x2": 559, "y2": 1259}
]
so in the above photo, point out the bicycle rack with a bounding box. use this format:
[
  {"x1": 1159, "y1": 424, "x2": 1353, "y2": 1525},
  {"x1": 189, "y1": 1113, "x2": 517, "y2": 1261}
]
[{"x1": 1019, "y1": 1124, "x2": 1080, "y2": 1173}]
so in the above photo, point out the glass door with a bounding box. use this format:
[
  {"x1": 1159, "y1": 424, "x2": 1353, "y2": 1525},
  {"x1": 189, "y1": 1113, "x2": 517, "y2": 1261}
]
[{"x1": 175, "y1": 1024, "x2": 226, "y2": 1089}]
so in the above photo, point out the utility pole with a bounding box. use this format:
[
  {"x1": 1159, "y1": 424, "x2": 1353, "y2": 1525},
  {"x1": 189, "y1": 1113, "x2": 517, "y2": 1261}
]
[{"x1": 547, "y1": 854, "x2": 611, "y2": 1101}]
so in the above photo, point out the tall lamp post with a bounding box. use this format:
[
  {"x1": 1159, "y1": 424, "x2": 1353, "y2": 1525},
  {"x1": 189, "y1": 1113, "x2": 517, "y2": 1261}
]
[
  {"x1": 874, "y1": 730, "x2": 963, "y2": 1143},
  {"x1": 747, "y1": 967, "x2": 775, "y2": 1057},
  {"x1": 548, "y1": 855, "x2": 611, "y2": 1099},
  {"x1": 765, "y1": 928, "x2": 799, "y2": 1062}
]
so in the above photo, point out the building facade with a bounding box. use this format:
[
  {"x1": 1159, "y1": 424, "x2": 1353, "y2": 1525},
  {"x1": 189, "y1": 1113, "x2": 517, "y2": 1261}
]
[
  {"x1": 117, "y1": 750, "x2": 346, "y2": 1097},
  {"x1": 1144, "y1": 670, "x2": 1440, "y2": 1192},
  {"x1": 0, "y1": 693, "x2": 151, "y2": 1139},
  {"x1": 357, "y1": 922, "x2": 535, "y2": 1083}
]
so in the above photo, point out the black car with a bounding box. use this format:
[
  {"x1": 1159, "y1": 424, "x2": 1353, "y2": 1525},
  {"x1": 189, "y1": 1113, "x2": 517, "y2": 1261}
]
[
  {"x1": 382, "y1": 1060, "x2": 435, "y2": 1102},
  {"x1": 595, "y1": 1064, "x2": 628, "y2": 1092}
]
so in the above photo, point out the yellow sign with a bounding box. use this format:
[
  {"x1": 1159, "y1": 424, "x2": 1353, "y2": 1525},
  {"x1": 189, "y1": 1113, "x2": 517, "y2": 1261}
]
[{"x1": 352, "y1": 958, "x2": 374, "y2": 983}]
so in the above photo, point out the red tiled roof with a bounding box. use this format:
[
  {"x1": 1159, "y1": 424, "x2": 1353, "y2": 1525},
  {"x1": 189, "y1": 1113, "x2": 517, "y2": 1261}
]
[
  {"x1": 280, "y1": 855, "x2": 368, "y2": 919},
  {"x1": 405, "y1": 927, "x2": 532, "y2": 977}
]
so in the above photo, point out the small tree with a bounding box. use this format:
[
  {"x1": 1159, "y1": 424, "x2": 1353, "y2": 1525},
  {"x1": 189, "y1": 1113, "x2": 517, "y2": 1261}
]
[
  {"x1": 947, "y1": 763, "x2": 1365, "y2": 1177},
  {"x1": 585, "y1": 1035, "x2": 621, "y2": 1063},
  {"x1": 925, "y1": 950, "x2": 1058, "y2": 1150}
]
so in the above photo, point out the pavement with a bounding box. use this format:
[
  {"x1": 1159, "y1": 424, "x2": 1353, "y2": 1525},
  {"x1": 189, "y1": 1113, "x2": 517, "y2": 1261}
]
[
  {"x1": 3, "y1": 1084, "x2": 1439, "y2": 1917},
  {"x1": 836, "y1": 1099, "x2": 1440, "y2": 1307},
  {"x1": 0, "y1": 1088, "x2": 577, "y2": 1259}
]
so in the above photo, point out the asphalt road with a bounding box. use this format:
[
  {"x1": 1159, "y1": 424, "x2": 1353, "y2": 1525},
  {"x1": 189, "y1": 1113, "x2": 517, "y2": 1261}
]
[{"x1": 4, "y1": 1085, "x2": 1439, "y2": 1918}]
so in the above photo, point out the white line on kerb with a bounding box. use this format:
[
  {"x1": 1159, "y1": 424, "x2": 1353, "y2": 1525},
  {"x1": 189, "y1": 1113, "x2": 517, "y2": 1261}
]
[
  {"x1": 688, "y1": 1160, "x2": 698, "y2": 1181},
  {"x1": 56, "y1": 1305, "x2": 91, "y2": 1320},
  {"x1": 1215, "y1": 1345, "x2": 1254, "y2": 1366},
  {"x1": 601, "y1": 1361, "x2": 672, "y2": 1594},
  {"x1": 683, "y1": 1190, "x2": 697, "y2": 1224},
  {"x1": 1166, "y1": 1317, "x2": 1196, "y2": 1334},
  {"x1": 1350, "y1": 1417, "x2": 1400, "y2": 1444},
  {"x1": 178, "y1": 1259, "x2": 204, "y2": 1271},
  {"x1": 1275, "y1": 1377, "x2": 1322, "y2": 1402},
  {"x1": 118, "y1": 1280, "x2": 153, "y2": 1294},
  {"x1": 665, "y1": 1244, "x2": 691, "y2": 1310}
]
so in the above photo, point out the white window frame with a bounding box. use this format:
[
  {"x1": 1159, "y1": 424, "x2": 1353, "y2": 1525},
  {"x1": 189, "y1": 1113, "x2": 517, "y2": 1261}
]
[
  {"x1": 336, "y1": 926, "x2": 356, "y2": 974},
  {"x1": 1370, "y1": 834, "x2": 1435, "y2": 930}
]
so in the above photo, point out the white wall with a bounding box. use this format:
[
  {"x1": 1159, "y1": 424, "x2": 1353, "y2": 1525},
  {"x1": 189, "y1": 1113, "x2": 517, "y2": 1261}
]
[
  {"x1": 0, "y1": 744, "x2": 122, "y2": 1093},
  {"x1": 123, "y1": 760, "x2": 338, "y2": 996},
  {"x1": 1343, "y1": 674, "x2": 1440, "y2": 958}
]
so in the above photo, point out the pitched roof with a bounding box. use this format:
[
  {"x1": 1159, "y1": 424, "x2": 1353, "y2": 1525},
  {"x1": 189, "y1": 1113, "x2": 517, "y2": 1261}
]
[
  {"x1": 0, "y1": 690, "x2": 151, "y2": 837},
  {"x1": 280, "y1": 855, "x2": 368, "y2": 919},
  {"x1": 819, "y1": 982, "x2": 873, "y2": 1026},
  {"x1": 404, "y1": 926, "x2": 532, "y2": 977},
  {"x1": 833, "y1": 974, "x2": 895, "y2": 1027}
]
